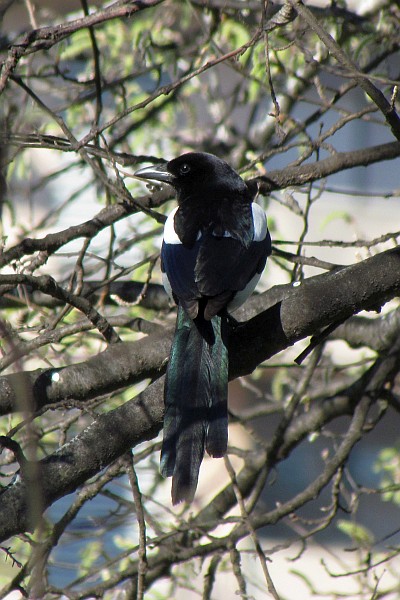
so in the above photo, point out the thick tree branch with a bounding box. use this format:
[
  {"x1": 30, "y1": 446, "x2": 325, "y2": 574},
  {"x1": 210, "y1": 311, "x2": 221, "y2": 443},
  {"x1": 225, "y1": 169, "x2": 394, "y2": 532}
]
[
  {"x1": 127, "y1": 390, "x2": 375, "y2": 589},
  {"x1": 0, "y1": 326, "x2": 172, "y2": 415},
  {"x1": 0, "y1": 281, "x2": 170, "y2": 311},
  {"x1": 0, "y1": 247, "x2": 399, "y2": 416},
  {"x1": 256, "y1": 141, "x2": 400, "y2": 193},
  {"x1": 330, "y1": 307, "x2": 400, "y2": 352},
  {"x1": 93, "y1": 336, "x2": 400, "y2": 597},
  {"x1": 0, "y1": 248, "x2": 399, "y2": 541},
  {"x1": 0, "y1": 378, "x2": 164, "y2": 542},
  {"x1": 230, "y1": 246, "x2": 400, "y2": 376}
]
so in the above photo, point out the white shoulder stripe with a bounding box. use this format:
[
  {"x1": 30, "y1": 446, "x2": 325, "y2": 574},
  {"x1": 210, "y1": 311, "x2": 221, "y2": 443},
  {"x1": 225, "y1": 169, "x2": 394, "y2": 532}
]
[
  {"x1": 163, "y1": 206, "x2": 181, "y2": 244},
  {"x1": 164, "y1": 206, "x2": 202, "y2": 244},
  {"x1": 228, "y1": 271, "x2": 262, "y2": 312},
  {"x1": 251, "y1": 203, "x2": 268, "y2": 242}
]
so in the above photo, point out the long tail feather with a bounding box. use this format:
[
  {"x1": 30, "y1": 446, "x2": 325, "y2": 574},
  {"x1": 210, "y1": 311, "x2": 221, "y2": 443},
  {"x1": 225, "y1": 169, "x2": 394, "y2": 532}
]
[
  {"x1": 160, "y1": 305, "x2": 228, "y2": 504},
  {"x1": 206, "y1": 315, "x2": 228, "y2": 457}
]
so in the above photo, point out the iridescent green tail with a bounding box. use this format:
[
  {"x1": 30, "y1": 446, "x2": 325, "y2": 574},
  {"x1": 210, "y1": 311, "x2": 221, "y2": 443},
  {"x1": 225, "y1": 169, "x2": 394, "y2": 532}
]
[{"x1": 160, "y1": 305, "x2": 228, "y2": 504}]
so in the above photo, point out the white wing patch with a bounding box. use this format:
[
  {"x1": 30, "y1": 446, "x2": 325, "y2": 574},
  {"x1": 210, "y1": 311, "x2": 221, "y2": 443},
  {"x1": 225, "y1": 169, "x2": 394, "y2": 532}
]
[
  {"x1": 162, "y1": 271, "x2": 174, "y2": 302},
  {"x1": 163, "y1": 207, "x2": 181, "y2": 244},
  {"x1": 163, "y1": 206, "x2": 202, "y2": 244},
  {"x1": 228, "y1": 271, "x2": 262, "y2": 313},
  {"x1": 251, "y1": 203, "x2": 268, "y2": 242},
  {"x1": 228, "y1": 203, "x2": 267, "y2": 311}
]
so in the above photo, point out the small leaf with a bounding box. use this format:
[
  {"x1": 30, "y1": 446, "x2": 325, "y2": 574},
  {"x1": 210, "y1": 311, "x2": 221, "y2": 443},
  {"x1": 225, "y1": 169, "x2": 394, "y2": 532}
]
[
  {"x1": 337, "y1": 519, "x2": 374, "y2": 548},
  {"x1": 320, "y1": 211, "x2": 353, "y2": 231}
]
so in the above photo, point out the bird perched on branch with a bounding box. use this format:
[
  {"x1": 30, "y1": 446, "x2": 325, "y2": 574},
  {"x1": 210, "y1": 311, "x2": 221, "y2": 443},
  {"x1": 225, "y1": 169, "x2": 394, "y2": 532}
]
[{"x1": 135, "y1": 152, "x2": 271, "y2": 504}]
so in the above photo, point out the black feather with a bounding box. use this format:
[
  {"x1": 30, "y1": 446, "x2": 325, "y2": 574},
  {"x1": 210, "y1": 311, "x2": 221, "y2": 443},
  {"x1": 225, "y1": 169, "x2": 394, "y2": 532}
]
[{"x1": 161, "y1": 306, "x2": 228, "y2": 504}]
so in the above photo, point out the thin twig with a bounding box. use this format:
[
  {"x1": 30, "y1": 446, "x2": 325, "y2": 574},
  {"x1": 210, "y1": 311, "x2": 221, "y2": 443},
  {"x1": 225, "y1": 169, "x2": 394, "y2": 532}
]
[
  {"x1": 124, "y1": 453, "x2": 148, "y2": 600},
  {"x1": 225, "y1": 455, "x2": 281, "y2": 600},
  {"x1": 288, "y1": 0, "x2": 400, "y2": 141}
]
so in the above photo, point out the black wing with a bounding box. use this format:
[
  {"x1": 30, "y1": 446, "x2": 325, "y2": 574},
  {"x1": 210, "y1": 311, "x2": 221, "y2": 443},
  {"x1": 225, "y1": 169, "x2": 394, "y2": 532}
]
[{"x1": 161, "y1": 231, "x2": 271, "y2": 317}]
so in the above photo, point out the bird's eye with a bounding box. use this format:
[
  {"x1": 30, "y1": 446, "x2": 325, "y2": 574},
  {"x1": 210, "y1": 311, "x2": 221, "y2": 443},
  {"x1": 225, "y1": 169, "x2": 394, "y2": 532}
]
[{"x1": 179, "y1": 163, "x2": 191, "y2": 175}]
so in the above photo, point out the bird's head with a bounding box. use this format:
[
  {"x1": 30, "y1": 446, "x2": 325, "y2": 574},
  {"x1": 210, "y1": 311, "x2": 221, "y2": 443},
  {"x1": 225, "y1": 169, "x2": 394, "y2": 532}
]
[{"x1": 134, "y1": 152, "x2": 250, "y2": 200}]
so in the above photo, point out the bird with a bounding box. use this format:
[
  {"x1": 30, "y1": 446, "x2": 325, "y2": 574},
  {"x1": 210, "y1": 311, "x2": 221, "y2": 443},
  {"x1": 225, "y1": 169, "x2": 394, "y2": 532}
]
[{"x1": 135, "y1": 152, "x2": 271, "y2": 504}]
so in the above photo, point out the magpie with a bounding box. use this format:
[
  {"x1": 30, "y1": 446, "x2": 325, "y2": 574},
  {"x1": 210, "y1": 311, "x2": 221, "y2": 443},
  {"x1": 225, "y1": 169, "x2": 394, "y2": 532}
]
[{"x1": 135, "y1": 152, "x2": 271, "y2": 504}]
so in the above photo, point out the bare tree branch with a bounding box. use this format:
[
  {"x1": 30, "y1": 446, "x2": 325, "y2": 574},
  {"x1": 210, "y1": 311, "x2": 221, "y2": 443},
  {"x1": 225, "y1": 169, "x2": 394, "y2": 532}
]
[
  {"x1": 288, "y1": 0, "x2": 400, "y2": 141},
  {"x1": 256, "y1": 141, "x2": 400, "y2": 192},
  {"x1": 0, "y1": 246, "x2": 398, "y2": 543},
  {"x1": 0, "y1": 246, "x2": 399, "y2": 415},
  {"x1": 0, "y1": 0, "x2": 166, "y2": 94}
]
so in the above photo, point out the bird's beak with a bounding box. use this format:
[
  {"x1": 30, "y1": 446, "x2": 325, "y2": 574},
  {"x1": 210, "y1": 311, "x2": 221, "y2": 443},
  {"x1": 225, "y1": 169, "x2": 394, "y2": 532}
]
[{"x1": 134, "y1": 162, "x2": 174, "y2": 184}]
